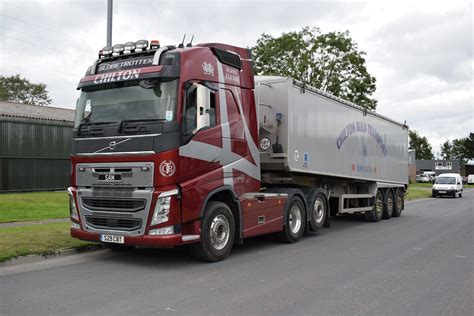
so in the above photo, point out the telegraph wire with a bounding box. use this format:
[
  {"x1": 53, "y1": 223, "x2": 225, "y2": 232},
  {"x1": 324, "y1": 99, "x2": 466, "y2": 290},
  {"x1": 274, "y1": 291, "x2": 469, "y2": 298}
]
[
  {"x1": 0, "y1": 34, "x2": 58, "y2": 52},
  {"x1": 0, "y1": 14, "x2": 86, "y2": 42},
  {"x1": 0, "y1": 26, "x2": 59, "y2": 44}
]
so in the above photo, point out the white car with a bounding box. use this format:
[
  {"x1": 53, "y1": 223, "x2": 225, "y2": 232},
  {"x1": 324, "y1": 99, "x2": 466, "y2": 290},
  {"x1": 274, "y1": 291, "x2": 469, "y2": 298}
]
[
  {"x1": 432, "y1": 173, "x2": 463, "y2": 198},
  {"x1": 417, "y1": 175, "x2": 431, "y2": 183},
  {"x1": 468, "y1": 174, "x2": 474, "y2": 184}
]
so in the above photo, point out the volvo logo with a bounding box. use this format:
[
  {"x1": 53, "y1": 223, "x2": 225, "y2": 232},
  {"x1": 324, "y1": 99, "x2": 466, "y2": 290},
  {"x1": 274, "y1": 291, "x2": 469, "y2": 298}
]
[
  {"x1": 109, "y1": 141, "x2": 117, "y2": 150},
  {"x1": 93, "y1": 138, "x2": 131, "y2": 154}
]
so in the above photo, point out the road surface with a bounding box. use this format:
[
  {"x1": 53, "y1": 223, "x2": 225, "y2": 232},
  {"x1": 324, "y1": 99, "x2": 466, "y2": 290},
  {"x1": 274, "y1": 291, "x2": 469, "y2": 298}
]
[{"x1": 1, "y1": 190, "x2": 473, "y2": 315}]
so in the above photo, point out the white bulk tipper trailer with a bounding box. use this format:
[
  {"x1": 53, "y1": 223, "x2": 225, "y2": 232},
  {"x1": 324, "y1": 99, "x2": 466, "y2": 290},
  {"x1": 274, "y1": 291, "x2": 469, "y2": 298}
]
[{"x1": 255, "y1": 76, "x2": 408, "y2": 221}]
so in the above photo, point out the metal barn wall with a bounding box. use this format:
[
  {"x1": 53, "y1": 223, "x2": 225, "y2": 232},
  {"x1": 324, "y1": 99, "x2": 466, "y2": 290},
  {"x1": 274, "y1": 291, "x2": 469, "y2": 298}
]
[{"x1": 0, "y1": 119, "x2": 73, "y2": 192}]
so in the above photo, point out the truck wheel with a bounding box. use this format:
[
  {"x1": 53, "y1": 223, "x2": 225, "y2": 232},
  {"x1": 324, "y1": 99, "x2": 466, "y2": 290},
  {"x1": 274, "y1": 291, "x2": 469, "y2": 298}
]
[
  {"x1": 392, "y1": 189, "x2": 404, "y2": 217},
  {"x1": 366, "y1": 190, "x2": 383, "y2": 222},
  {"x1": 190, "y1": 201, "x2": 235, "y2": 262},
  {"x1": 305, "y1": 190, "x2": 327, "y2": 231},
  {"x1": 278, "y1": 195, "x2": 306, "y2": 243},
  {"x1": 382, "y1": 189, "x2": 395, "y2": 219}
]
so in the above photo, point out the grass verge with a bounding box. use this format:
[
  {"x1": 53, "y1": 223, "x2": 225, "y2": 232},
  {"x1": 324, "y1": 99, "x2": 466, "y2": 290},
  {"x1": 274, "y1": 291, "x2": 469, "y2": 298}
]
[
  {"x1": 0, "y1": 222, "x2": 98, "y2": 262},
  {"x1": 406, "y1": 184, "x2": 432, "y2": 201},
  {"x1": 0, "y1": 192, "x2": 69, "y2": 223}
]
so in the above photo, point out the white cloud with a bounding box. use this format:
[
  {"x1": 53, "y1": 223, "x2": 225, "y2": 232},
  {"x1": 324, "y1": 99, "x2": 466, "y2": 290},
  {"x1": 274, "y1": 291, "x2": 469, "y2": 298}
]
[{"x1": 0, "y1": 0, "x2": 472, "y2": 155}]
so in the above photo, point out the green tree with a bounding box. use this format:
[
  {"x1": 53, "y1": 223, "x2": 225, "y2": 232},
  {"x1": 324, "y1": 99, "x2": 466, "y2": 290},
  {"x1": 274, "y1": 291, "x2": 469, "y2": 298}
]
[
  {"x1": 440, "y1": 140, "x2": 453, "y2": 159},
  {"x1": 0, "y1": 74, "x2": 52, "y2": 106},
  {"x1": 409, "y1": 130, "x2": 434, "y2": 160},
  {"x1": 451, "y1": 133, "x2": 474, "y2": 163},
  {"x1": 253, "y1": 26, "x2": 377, "y2": 110}
]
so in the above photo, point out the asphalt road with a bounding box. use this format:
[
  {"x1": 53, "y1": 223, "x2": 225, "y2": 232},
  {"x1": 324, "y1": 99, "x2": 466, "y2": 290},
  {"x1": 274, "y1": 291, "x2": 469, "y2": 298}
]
[{"x1": 1, "y1": 190, "x2": 473, "y2": 316}]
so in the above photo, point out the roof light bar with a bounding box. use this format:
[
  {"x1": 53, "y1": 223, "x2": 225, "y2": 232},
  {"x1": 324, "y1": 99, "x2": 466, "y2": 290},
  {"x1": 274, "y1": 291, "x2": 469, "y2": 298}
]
[
  {"x1": 135, "y1": 39, "x2": 148, "y2": 52},
  {"x1": 124, "y1": 42, "x2": 136, "y2": 54},
  {"x1": 112, "y1": 44, "x2": 124, "y2": 56}
]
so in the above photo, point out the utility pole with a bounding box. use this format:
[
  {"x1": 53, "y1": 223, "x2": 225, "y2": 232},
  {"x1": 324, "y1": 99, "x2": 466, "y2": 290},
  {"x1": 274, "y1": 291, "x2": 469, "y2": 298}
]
[{"x1": 106, "y1": 0, "x2": 113, "y2": 46}]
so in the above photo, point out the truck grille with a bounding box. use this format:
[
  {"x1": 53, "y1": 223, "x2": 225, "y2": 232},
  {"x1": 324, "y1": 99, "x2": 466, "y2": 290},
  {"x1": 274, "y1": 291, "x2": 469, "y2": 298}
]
[
  {"x1": 82, "y1": 198, "x2": 146, "y2": 212},
  {"x1": 85, "y1": 216, "x2": 142, "y2": 231},
  {"x1": 92, "y1": 186, "x2": 134, "y2": 198}
]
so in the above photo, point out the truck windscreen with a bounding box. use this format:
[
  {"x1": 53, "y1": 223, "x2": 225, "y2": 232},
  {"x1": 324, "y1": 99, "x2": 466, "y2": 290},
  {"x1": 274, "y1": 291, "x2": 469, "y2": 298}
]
[{"x1": 74, "y1": 78, "x2": 178, "y2": 128}]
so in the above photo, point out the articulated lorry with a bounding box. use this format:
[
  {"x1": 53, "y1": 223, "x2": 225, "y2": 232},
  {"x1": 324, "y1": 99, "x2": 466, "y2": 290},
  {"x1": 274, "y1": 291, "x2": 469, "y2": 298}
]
[{"x1": 70, "y1": 40, "x2": 408, "y2": 261}]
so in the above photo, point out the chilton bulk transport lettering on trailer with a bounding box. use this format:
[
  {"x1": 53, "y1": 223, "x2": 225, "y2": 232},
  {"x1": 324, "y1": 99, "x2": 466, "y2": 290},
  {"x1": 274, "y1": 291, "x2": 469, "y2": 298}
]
[{"x1": 69, "y1": 39, "x2": 408, "y2": 261}]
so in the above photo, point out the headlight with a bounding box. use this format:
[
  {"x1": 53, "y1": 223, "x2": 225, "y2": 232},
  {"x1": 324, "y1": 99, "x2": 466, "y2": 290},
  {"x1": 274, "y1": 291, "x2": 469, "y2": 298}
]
[
  {"x1": 67, "y1": 187, "x2": 79, "y2": 222},
  {"x1": 151, "y1": 189, "x2": 179, "y2": 226}
]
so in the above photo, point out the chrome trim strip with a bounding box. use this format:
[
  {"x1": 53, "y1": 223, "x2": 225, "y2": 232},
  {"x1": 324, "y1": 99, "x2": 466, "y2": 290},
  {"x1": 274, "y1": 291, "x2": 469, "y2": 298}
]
[
  {"x1": 158, "y1": 188, "x2": 179, "y2": 198},
  {"x1": 76, "y1": 151, "x2": 155, "y2": 156},
  {"x1": 182, "y1": 235, "x2": 200, "y2": 242},
  {"x1": 74, "y1": 133, "x2": 162, "y2": 141}
]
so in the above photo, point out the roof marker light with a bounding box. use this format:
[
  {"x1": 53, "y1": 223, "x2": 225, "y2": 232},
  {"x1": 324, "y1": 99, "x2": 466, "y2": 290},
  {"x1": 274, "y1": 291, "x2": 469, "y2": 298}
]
[{"x1": 150, "y1": 40, "x2": 160, "y2": 49}]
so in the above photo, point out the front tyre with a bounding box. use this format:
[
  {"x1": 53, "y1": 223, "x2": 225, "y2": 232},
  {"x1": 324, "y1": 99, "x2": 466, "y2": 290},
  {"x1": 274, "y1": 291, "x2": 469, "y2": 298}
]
[{"x1": 190, "y1": 201, "x2": 235, "y2": 262}]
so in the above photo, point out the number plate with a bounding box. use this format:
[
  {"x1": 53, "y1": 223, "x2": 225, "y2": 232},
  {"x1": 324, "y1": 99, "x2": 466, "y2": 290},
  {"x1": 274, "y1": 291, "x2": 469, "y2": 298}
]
[
  {"x1": 438, "y1": 191, "x2": 446, "y2": 194},
  {"x1": 98, "y1": 174, "x2": 122, "y2": 182},
  {"x1": 100, "y1": 234, "x2": 124, "y2": 244}
]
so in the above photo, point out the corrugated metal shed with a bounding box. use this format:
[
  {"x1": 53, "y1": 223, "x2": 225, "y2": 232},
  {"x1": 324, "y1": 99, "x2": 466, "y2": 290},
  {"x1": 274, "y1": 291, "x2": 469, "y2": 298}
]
[{"x1": 0, "y1": 102, "x2": 75, "y2": 192}]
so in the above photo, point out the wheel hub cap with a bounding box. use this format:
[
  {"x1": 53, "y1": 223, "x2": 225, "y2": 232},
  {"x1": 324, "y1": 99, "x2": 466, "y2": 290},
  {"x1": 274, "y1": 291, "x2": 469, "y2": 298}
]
[{"x1": 210, "y1": 214, "x2": 230, "y2": 250}]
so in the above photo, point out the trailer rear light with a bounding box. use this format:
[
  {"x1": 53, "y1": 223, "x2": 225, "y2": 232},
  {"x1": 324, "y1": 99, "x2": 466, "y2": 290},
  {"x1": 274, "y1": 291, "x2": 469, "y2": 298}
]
[
  {"x1": 149, "y1": 226, "x2": 174, "y2": 236},
  {"x1": 124, "y1": 41, "x2": 136, "y2": 53},
  {"x1": 112, "y1": 44, "x2": 124, "y2": 56},
  {"x1": 150, "y1": 40, "x2": 160, "y2": 49},
  {"x1": 135, "y1": 39, "x2": 148, "y2": 51}
]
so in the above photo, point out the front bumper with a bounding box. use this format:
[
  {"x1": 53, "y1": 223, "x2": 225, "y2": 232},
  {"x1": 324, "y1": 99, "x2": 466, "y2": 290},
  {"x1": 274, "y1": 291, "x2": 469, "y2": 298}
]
[
  {"x1": 432, "y1": 189, "x2": 456, "y2": 196},
  {"x1": 71, "y1": 228, "x2": 199, "y2": 247}
]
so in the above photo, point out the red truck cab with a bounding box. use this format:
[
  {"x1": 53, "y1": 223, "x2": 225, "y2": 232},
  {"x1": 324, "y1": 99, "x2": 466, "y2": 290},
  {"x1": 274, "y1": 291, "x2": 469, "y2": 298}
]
[{"x1": 70, "y1": 40, "x2": 289, "y2": 261}]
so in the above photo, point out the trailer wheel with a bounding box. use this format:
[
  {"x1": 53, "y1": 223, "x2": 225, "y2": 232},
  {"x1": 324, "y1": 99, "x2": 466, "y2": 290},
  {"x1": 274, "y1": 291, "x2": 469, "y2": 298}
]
[
  {"x1": 190, "y1": 201, "x2": 235, "y2": 262},
  {"x1": 392, "y1": 189, "x2": 404, "y2": 217},
  {"x1": 382, "y1": 189, "x2": 395, "y2": 219},
  {"x1": 305, "y1": 189, "x2": 327, "y2": 231},
  {"x1": 278, "y1": 195, "x2": 306, "y2": 243},
  {"x1": 366, "y1": 190, "x2": 383, "y2": 222}
]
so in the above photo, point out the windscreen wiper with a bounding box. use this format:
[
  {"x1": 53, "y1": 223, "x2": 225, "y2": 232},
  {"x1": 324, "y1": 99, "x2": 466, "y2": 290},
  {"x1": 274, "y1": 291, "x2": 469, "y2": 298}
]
[
  {"x1": 77, "y1": 121, "x2": 117, "y2": 136},
  {"x1": 118, "y1": 118, "x2": 167, "y2": 133}
]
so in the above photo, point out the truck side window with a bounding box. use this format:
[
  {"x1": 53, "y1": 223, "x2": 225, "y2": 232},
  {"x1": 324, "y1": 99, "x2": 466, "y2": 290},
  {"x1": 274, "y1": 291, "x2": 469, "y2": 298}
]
[
  {"x1": 184, "y1": 85, "x2": 197, "y2": 135},
  {"x1": 209, "y1": 91, "x2": 216, "y2": 127}
]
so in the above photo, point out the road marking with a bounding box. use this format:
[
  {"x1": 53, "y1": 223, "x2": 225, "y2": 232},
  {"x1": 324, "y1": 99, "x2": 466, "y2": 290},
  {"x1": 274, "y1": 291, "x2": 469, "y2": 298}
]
[{"x1": 455, "y1": 255, "x2": 466, "y2": 258}]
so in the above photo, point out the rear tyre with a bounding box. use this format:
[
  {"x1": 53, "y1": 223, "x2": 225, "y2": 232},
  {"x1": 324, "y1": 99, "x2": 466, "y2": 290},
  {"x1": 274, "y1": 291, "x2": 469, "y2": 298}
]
[
  {"x1": 366, "y1": 190, "x2": 383, "y2": 222},
  {"x1": 305, "y1": 189, "x2": 327, "y2": 231},
  {"x1": 278, "y1": 195, "x2": 306, "y2": 243},
  {"x1": 190, "y1": 201, "x2": 235, "y2": 262},
  {"x1": 392, "y1": 189, "x2": 404, "y2": 217},
  {"x1": 382, "y1": 189, "x2": 395, "y2": 219}
]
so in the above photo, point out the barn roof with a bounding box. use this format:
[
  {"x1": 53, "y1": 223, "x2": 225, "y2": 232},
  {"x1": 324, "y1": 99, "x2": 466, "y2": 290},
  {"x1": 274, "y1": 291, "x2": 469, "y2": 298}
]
[{"x1": 0, "y1": 101, "x2": 75, "y2": 123}]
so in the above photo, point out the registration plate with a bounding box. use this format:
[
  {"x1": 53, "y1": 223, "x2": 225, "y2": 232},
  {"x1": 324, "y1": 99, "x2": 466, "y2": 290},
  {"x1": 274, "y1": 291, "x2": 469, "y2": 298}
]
[
  {"x1": 438, "y1": 191, "x2": 446, "y2": 194},
  {"x1": 100, "y1": 234, "x2": 124, "y2": 244},
  {"x1": 98, "y1": 174, "x2": 122, "y2": 182}
]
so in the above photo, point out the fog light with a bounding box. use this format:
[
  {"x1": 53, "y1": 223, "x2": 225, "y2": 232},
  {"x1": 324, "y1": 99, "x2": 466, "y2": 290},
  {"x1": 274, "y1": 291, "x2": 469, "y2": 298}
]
[
  {"x1": 149, "y1": 226, "x2": 174, "y2": 236},
  {"x1": 71, "y1": 222, "x2": 81, "y2": 230},
  {"x1": 151, "y1": 188, "x2": 178, "y2": 225},
  {"x1": 67, "y1": 187, "x2": 79, "y2": 221}
]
